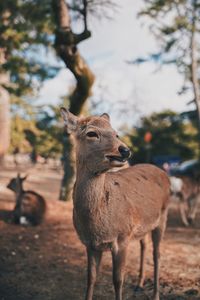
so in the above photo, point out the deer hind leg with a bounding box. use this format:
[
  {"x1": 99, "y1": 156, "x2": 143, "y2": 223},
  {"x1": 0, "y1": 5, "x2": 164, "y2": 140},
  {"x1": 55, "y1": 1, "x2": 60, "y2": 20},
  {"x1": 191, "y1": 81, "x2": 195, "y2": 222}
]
[
  {"x1": 112, "y1": 240, "x2": 128, "y2": 300},
  {"x1": 151, "y1": 212, "x2": 167, "y2": 300},
  {"x1": 85, "y1": 247, "x2": 102, "y2": 300},
  {"x1": 187, "y1": 194, "x2": 199, "y2": 225},
  {"x1": 179, "y1": 197, "x2": 189, "y2": 227},
  {"x1": 137, "y1": 235, "x2": 148, "y2": 289}
]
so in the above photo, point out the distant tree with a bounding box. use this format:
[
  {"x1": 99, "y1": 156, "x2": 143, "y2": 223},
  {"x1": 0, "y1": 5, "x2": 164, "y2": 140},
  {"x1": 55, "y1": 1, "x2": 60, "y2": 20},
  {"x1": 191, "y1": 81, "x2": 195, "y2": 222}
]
[
  {"x1": 0, "y1": 79, "x2": 10, "y2": 162},
  {"x1": 9, "y1": 115, "x2": 62, "y2": 164},
  {"x1": 35, "y1": 105, "x2": 63, "y2": 157},
  {"x1": 10, "y1": 99, "x2": 63, "y2": 158},
  {"x1": 135, "y1": 0, "x2": 200, "y2": 131},
  {"x1": 0, "y1": 1, "x2": 57, "y2": 162},
  {"x1": 129, "y1": 110, "x2": 199, "y2": 164}
]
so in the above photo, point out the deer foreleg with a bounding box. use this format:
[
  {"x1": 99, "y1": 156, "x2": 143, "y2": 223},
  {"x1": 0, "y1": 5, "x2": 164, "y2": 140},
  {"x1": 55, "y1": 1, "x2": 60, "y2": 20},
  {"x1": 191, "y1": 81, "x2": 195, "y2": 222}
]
[
  {"x1": 112, "y1": 241, "x2": 128, "y2": 300},
  {"x1": 152, "y1": 210, "x2": 168, "y2": 300},
  {"x1": 85, "y1": 248, "x2": 102, "y2": 300},
  {"x1": 152, "y1": 227, "x2": 162, "y2": 300},
  {"x1": 137, "y1": 235, "x2": 148, "y2": 288},
  {"x1": 151, "y1": 209, "x2": 167, "y2": 300}
]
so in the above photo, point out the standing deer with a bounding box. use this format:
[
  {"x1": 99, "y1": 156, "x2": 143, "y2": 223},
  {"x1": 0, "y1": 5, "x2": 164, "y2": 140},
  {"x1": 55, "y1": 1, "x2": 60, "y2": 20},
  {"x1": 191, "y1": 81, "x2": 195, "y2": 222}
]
[
  {"x1": 60, "y1": 108, "x2": 170, "y2": 300},
  {"x1": 7, "y1": 174, "x2": 46, "y2": 226},
  {"x1": 170, "y1": 160, "x2": 200, "y2": 226},
  {"x1": 170, "y1": 176, "x2": 200, "y2": 226}
]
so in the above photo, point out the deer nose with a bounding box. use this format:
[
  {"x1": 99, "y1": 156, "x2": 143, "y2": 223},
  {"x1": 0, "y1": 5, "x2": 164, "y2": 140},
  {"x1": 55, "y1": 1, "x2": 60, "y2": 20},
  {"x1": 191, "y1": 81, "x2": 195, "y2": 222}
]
[{"x1": 118, "y1": 145, "x2": 131, "y2": 159}]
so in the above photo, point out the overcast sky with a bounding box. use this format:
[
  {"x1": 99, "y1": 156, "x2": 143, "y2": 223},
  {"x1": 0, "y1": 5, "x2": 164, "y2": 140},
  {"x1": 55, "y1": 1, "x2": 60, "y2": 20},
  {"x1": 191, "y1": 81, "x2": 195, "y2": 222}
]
[{"x1": 38, "y1": 0, "x2": 193, "y2": 129}]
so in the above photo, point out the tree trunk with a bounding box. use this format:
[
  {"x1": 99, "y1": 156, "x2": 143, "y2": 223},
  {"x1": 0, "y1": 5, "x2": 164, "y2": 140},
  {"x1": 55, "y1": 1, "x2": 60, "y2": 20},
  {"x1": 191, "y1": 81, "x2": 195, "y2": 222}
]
[
  {"x1": 59, "y1": 133, "x2": 75, "y2": 201},
  {"x1": 191, "y1": 34, "x2": 200, "y2": 124},
  {"x1": 52, "y1": 0, "x2": 95, "y2": 200},
  {"x1": 0, "y1": 48, "x2": 10, "y2": 164},
  {"x1": 190, "y1": 4, "x2": 200, "y2": 158}
]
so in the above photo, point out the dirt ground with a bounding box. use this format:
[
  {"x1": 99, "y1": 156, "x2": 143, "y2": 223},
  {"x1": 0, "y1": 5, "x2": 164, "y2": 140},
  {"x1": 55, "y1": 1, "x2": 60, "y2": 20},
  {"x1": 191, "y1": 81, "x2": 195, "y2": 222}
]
[{"x1": 0, "y1": 165, "x2": 200, "y2": 300}]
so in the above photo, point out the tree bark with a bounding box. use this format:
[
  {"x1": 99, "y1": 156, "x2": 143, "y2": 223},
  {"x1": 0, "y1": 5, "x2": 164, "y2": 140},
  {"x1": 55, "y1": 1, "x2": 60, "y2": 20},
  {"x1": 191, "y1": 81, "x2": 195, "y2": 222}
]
[
  {"x1": 191, "y1": 29, "x2": 200, "y2": 124},
  {"x1": 52, "y1": 0, "x2": 95, "y2": 200},
  {"x1": 190, "y1": 2, "x2": 200, "y2": 157},
  {"x1": 0, "y1": 11, "x2": 11, "y2": 164},
  {"x1": 0, "y1": 48, "x2": 10, "y2": 164}
]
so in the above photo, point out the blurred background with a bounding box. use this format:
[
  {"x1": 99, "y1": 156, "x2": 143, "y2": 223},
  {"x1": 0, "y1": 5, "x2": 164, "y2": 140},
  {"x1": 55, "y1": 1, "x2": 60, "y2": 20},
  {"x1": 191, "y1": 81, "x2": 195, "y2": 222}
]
[{"x1": 0, "y1": 1, "x2": 200, "y2": 299}]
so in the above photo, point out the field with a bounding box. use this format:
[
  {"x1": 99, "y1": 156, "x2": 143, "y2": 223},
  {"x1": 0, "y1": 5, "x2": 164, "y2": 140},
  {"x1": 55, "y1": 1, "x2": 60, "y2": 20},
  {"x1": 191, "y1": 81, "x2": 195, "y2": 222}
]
[{"x1": 0, "y1": 166, "x2": 200, "y2": 300}]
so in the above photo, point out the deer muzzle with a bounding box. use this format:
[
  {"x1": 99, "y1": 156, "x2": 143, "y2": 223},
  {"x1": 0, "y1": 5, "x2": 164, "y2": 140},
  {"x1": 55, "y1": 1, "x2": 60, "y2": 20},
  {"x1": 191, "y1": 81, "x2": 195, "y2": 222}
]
[{"x1": 105, "y1": 145, "x2": 131, "y2": 166}]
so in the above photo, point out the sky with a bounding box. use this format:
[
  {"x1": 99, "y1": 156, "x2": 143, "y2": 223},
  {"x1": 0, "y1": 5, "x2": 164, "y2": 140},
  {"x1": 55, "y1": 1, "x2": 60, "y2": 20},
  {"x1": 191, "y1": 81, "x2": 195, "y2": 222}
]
[{"x1": 38, "y1": 0, "x2": 193, "y2": 130}]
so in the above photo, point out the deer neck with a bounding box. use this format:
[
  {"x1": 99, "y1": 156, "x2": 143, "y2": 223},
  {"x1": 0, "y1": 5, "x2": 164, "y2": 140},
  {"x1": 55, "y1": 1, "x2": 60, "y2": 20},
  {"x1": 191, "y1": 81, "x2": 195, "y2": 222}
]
[
  {"x1": 74, "y1": 163, "x2": 106, "y2": 209},
  {"x1": 15, "y1": 184, "x2": 24, "y2": 203}
]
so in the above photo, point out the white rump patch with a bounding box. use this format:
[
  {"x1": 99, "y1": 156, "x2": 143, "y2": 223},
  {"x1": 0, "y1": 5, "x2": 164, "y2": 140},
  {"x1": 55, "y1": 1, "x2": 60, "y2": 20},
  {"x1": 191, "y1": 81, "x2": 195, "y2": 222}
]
[{"x1": 20, "y1": 216, "x2": 30, "y2": 225}]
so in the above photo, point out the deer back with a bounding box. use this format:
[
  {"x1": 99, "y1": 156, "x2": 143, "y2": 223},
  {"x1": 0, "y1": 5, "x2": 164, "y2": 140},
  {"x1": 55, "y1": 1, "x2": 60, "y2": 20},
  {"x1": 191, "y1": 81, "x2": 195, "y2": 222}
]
[{"x1": 19, "y1": 190, "x2": 46, "y2": 225}]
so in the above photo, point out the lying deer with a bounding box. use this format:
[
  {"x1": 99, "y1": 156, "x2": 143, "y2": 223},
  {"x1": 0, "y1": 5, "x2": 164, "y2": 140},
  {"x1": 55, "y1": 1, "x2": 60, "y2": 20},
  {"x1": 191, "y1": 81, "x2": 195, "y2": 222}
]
[
  {"x1": 60, "y1": 108, "x2": 170, "y2": 300},
  {"x1": 7, "y1": 174, "x2": 46, "y2": 226}
]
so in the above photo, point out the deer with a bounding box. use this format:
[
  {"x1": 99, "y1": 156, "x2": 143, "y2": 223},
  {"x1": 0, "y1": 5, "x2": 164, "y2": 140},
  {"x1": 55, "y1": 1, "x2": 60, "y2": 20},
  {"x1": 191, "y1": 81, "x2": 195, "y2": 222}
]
[
  {"x1": 7, "y1": 174, "x2": 46, "y2": 226},
  {"x1": 170, "y1": 176, "x2": 200, "y2": 226},
  {"x1": 60, "y1": 108, "x2": 170, "y2": 300}
]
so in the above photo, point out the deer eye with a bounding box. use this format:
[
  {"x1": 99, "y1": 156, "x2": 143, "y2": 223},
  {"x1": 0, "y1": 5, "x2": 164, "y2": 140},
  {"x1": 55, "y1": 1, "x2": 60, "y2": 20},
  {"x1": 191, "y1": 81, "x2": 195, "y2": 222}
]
[{"x1": 86, "y1": 131, "x2": 99, "y2": 139}]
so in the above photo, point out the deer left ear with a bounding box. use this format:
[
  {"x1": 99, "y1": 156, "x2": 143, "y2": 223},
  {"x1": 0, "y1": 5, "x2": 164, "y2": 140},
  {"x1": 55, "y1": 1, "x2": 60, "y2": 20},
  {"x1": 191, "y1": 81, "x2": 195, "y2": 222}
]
[
  {"x1": 60, "y1": 107, "x2": 78, "y2": 134},
  {"x1": 100, "y1": 113, "x2": 110, "y2": 122},
  {"x1": 16, "y1": 173, "x2": 21, "y2": 184}
]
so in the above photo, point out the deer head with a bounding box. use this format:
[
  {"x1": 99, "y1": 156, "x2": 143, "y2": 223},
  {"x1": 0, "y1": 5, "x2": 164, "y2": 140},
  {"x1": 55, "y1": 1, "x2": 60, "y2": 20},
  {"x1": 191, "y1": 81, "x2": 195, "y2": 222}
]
[
  {"x1": 7, "y1": 173, "x2": 28, "y2": 193},
  {"x1": 60, "y1": 107, "x2": 131, "y2": 175}
]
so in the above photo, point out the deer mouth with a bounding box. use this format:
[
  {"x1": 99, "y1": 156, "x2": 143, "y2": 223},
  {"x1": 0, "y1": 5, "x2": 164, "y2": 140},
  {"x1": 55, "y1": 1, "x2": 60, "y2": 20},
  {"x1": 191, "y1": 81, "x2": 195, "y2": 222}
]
[{"x1": 105, "y1": 155, "x2": 127, "y2": 165}]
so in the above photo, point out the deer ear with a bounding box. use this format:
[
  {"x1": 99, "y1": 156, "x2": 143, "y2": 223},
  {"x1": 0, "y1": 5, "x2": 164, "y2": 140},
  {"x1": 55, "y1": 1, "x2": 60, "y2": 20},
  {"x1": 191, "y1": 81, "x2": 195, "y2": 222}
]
[
  {"x1": 100, "y1": 113, "x2": 110, "y2": 122},
  {"x1": 22, "y1": 174, "x2": 28, "y2": 181},
  {"x1": 60, "y1": 107, "x2": 78, "y2": 134}
]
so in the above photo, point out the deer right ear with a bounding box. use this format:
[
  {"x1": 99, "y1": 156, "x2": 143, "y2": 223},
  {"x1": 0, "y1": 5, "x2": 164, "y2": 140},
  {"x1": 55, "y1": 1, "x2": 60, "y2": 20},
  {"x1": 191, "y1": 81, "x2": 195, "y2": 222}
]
[
  {"x1": 22, "y1": 174, "x2": 28, "y2": 181},
  {"x1": 100, "y1": 113, "x2": 110, "y2": 122},
  {"x1": 60, "y1": 107, "x2": 78, "y2": 134}
]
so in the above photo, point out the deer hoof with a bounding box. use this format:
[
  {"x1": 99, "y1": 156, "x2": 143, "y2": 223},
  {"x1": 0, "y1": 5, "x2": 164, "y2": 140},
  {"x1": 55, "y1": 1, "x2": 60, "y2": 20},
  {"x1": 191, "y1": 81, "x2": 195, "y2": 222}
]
[
  {"x1": 153, "y1": 293, "x2": 160, "y2": 300},
  {"x1": 187, "y1": 217, "x2": 194, "y2": 226},
  {"x1": 134, "y1": 285, "x2": 144, "y2": 292}
]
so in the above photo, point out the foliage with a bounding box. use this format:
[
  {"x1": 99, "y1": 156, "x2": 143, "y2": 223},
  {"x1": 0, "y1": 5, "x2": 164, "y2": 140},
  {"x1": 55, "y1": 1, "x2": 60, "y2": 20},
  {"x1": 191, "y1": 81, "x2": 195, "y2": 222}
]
[
  {"x1": 0, "y1": 0, "x2": 117, "y2": 98},
  {"x1": 9, "y1": 97, "x2": 64, "y2": 158},
  {"x1": 0, "y1": 0, "x2": 58, "y2": 97},
  {"x1": 135, "y1": 0, "x2": 200, "y2": 123},
  {"x1": 128, "y1": 110, "x2": 199, "y2": 164},
  {"x1": 68, "y1": 0, "x2": 118, "y2": 21}
]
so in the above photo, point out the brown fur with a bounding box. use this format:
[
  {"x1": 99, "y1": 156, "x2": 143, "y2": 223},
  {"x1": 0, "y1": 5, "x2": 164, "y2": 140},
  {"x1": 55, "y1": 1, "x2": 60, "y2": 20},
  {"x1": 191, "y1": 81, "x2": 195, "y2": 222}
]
[
  {"x1": 61, "y1": 108, "x2": 170, "y2": 300},
  {"x1": 171, "y1": 176, "x2": 200, "y2": 226}
]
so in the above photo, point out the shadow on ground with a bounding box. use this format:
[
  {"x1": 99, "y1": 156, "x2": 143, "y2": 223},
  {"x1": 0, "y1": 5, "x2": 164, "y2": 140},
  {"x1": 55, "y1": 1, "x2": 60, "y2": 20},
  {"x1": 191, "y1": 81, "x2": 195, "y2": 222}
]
[{"x1": 0, "y1": 167, "x2": 200, "y2": 300}]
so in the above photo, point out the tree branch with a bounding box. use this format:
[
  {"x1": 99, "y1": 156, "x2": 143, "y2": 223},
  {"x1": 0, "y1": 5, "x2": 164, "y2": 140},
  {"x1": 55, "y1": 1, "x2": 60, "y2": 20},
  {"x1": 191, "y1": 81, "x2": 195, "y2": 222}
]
[{"x1": 52, "y1": 0, "x2": 95, "y2": 115}]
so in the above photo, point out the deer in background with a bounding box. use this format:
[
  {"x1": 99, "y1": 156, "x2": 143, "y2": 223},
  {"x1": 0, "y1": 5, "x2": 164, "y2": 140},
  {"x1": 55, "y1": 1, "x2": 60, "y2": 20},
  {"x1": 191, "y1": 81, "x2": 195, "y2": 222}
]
[
  {"x1": 60, "y1": 108, "x2": 170, "y2": 300},
  {"x1": 170, "y1": 159, "x2": 200, "y2": 226},
  {"x1": 170, "y1": 175, "x2": 200, "y2": 226},
  {"x1": 7, "y1": 174, "x2": 46, "y2": 226}
]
